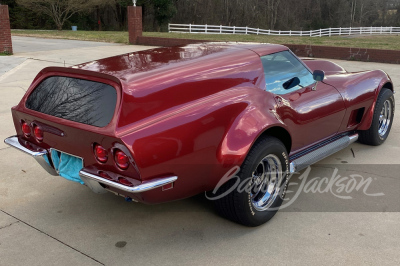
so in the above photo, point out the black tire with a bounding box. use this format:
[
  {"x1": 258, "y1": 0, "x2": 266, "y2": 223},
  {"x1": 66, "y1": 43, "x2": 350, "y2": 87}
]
[
  {"x1": 210, "y1": 136, "x2": 289, "y2": 227},
  {"x1": 359, "y1": 88, "x2": 395, "y2": 146}
]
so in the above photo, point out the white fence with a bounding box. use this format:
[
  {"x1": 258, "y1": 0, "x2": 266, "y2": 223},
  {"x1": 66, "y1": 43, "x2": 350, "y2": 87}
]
[{"x1": 168, "y1": 24, "x2": 400, "y2": 37}]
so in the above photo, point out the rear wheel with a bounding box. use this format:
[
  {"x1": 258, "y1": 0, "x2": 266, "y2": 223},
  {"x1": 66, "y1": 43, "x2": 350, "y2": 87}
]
[
  {"x1": 359, "y1": 88, "x2": 395, "y2": 146},
  {"x1": 211, "y1": 136, "x2": 289, "y2": 227}
]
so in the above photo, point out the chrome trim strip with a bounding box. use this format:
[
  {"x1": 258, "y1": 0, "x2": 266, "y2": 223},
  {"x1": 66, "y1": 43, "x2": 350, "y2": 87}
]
[
  {"x1": 79, "y1": 170, "x2": 178, "y2": 193},
  {"x1": 4, "y1": 136, "x2": 58, "y2": 176},
  {"x1": 290, "y1": 133, "x2": 359, "y2": 173},
  {"x1": 5, "y1": 136, "x2": 46, "y2": 157},
  {"x1": 348, "y1": 133, "x2": 359, "y2": 143}
]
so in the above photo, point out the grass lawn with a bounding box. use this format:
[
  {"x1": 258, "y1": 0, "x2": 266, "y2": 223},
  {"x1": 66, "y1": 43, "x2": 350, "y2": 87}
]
[{"x1": 11, "y1": 29, "x2": 400, "y2": 50}]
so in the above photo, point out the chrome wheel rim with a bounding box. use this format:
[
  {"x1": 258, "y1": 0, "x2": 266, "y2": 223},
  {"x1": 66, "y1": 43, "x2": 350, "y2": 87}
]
[
  {"x1": 250, "y1": 154, "x2": 283, "y2": 211},
  {"x1": 378, "y1": 99, "x2": 392, "y2": 137}
]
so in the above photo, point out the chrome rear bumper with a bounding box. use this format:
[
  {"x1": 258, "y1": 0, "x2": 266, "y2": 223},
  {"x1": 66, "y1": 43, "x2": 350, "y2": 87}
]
[
  {"x1": 79, "y1": 170, "x2": 178, "y2": 193},
  {"x1": 4, "y1": 136, "x2": 178, "y2": 194},
  {"x1": 4, "y1": 136, "x2": 58, "y2": 176}
]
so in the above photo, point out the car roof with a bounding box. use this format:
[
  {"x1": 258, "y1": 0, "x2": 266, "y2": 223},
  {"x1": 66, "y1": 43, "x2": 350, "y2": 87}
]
[{"x1": 73, "y1": 42, "x2": 288, "y2": 86}]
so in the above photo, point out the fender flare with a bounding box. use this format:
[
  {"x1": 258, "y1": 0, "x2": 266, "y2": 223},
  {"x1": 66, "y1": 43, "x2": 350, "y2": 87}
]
[
  {"x1": 358, "y1": 76, "x2": 394, "y2": 131},
  {"x1": 216, "y1": 108, "x2": 292, "y2": 168}
]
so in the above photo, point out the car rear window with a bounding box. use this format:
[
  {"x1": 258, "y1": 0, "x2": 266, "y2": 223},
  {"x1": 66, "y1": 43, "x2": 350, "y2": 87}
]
[{"x1": 26, "y1": 76, "x2": 117, "y2": 127}]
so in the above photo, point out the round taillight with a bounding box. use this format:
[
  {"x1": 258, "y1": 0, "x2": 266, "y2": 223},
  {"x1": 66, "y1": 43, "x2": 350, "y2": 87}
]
[
  {"x1": 21, "y1": 122, "x2": 31, "y2": 137},
  {"x1": 114, "y1": 150, "x2": 129, "y2": 170},
  {"x1": 118, "y1": 177, "x2": 133, "y2": 187},
  {"x1": 94, "y1": 144, "x2": 108, "y2": 163},
  {"x1": 33, "y1": 125, "x2": 43, "y2": 142},
  {"x1": 98, "y1": 171, "x2": 112, "y2": 180}
]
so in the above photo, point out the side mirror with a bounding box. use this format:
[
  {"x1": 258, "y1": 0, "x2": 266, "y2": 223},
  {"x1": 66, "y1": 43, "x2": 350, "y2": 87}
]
[
  {"x1": 313, "y1": 70, "x2": 325, "y2": 82},
  {"x1": 312, "y1": 70, "x2": 325, "y2": 91}
]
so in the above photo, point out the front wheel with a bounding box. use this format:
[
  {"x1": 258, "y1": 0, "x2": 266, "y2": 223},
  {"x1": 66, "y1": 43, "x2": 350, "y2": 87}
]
[
  {"x1": 211, "y1": 136, "x2": 289, "y2": 227},
  {"x1": 359, "y1": 88, "x2": 395, "y2": 146}
]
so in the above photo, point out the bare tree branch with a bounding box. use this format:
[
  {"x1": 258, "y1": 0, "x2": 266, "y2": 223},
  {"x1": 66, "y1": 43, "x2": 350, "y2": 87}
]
[{"x1": 16, "y1": 0, "x2": 109, "y2": 30}]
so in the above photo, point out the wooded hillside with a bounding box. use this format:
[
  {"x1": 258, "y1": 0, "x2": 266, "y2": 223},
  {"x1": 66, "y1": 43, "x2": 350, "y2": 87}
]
[{"x1": 3, "y1": 0, "x2": 400, "y2": 31}]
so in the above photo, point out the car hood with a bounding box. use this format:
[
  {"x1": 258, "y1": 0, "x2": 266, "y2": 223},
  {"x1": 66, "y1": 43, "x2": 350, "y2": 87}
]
[{"x1": 302, "y1": 58, "x2": 347, "y2": 75}]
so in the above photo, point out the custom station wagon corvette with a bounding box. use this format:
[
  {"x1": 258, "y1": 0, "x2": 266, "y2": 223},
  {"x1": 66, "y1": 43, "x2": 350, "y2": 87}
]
[{"x1": 5, "y1": 43, "x2": 395, "y2": 226}]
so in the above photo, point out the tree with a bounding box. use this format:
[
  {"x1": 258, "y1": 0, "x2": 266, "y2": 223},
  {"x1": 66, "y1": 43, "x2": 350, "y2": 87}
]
[
  {"x1": 153, "y1": 0, "x2": 176, "y2": 31},
  {"x1": 9, "y1": 0, "x2": 399, "y2": 31},
  {"x1": 267, "y1": 0, "x2": 281, "y2": 29},
  {"x1": 16, "y1": 0, "x2": 103, "y2": 30},
  {"x1": 396, "y1": 5, "x2": 400, "y2": 26}
]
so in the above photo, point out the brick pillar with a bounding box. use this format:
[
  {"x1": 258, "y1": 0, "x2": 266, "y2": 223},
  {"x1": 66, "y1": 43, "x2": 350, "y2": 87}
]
[
  {"x1": 128, "y1": 6, "x2": 142, "y2": 45},
  {"x1": 0, "y1": 5, "x2": 12, "y2": 54}
]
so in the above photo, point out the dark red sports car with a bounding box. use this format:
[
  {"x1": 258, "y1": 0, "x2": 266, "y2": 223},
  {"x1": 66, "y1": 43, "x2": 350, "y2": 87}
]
[{"x1": 5, "y1": 43, "x2": 395, "y2": 226}]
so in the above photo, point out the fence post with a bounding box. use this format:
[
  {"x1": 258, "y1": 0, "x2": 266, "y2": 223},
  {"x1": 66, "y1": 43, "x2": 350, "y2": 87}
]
[
  {"x1": 300, "y1": 30, "x2": 302, "y2": 36},
  {"x1": 390, "y1": 26, "x2": 393, "y2": 34},
  {"x1": 0, "y1": 5, "x2": 13, "y2": 54},
  {"x1": 127, "y1": 5, "x2": 142, "y2": 44},
  {"x1": 220, "y1": 25, "x2": 222, "y2": 33},
  {"x1": 380, "y1": 26, "x2": 382, "y2": 34},
  {"x1": 339, "y1": 27, "x2": 341, "y2": 35},
  {"x1": 349, "y1": 27, "x2": 351, "y2": 35},
  {"x1": 279, "y1": 30, "x2": 281, "y2": 35},
  {"x1": 245, "y1": 26, "x2": 248, "y2": 34},
  {"x1": 189, "y1": 24, "x2": 191, "y2": 33},
  {"x1": 370, "y1": 26, "x2": 372, "y2": 34},
  {"x1": 289, "y1": 30, "x2": 291, "y2": 36},
  {"x1": 233, "y1": 26, "x2": 235, "y2": 34},
  {"x1": 205, "y1": 24, "x2": 207, "y2": 33},
  {"x1": 329, "y1": 28, "x2": 331, "y2": 37},
  {"x1": 257, "y1": 28, "x2": 259, "y2": 35},
  {"x1": 310, "y1": 30, "x2": 312, "y2": 37},
  {"x1": 319, "y1": 29, "x2": 321, "y2": 37}
]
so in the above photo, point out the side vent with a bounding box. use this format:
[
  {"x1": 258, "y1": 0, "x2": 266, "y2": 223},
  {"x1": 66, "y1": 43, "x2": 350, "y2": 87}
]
[{"x1": 348, "y1": 107, "x2": 365, "y2": 128}]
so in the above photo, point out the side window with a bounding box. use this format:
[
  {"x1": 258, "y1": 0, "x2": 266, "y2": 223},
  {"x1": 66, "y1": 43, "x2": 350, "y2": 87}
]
[{"x1": 261, "y1": 51, "x2": 315, "y2": 95}]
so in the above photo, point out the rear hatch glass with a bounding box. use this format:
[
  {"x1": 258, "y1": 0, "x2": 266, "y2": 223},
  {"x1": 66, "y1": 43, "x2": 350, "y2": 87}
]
[{"x1": 26, "y1": 76, "x2": 117, "y2": 127}]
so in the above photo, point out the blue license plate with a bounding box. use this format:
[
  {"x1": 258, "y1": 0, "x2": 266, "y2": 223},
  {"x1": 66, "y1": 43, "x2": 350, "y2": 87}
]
[{"x1": 48, "y1": 149, "x2": 84, "y2": 184}]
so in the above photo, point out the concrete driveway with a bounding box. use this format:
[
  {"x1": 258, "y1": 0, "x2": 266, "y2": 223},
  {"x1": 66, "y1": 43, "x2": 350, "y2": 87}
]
[
  {"x1": 11, "y1": 36, "x2": 123, "y2": 53},
  {"x1": 0, "y1": 37, "x2": 399, "y2": 265}
]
